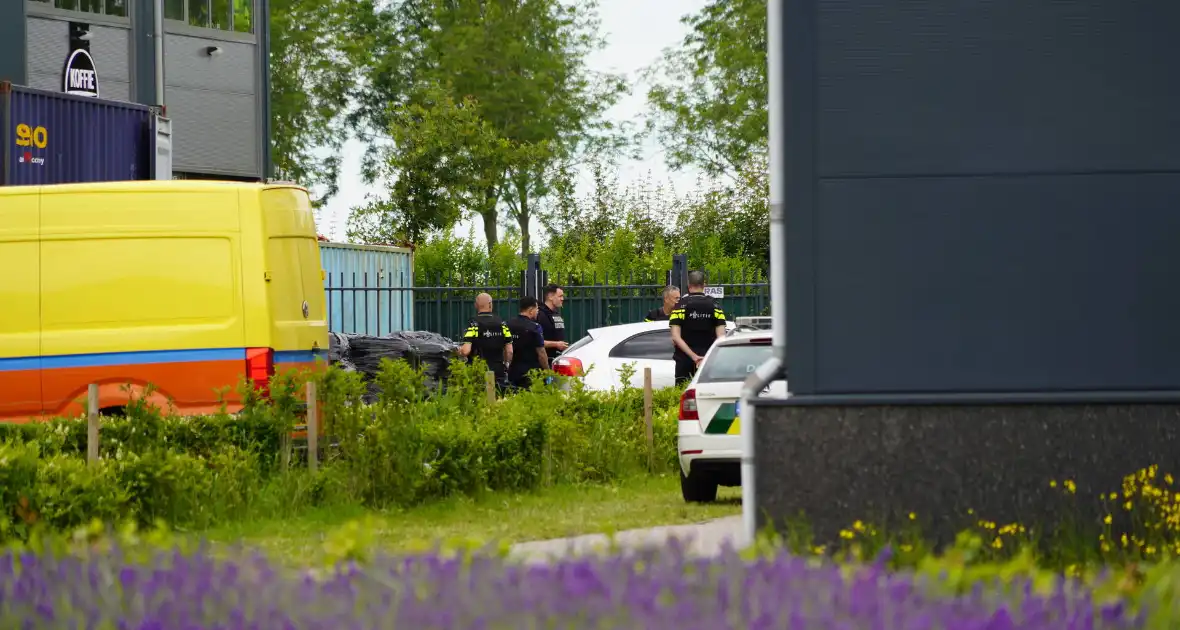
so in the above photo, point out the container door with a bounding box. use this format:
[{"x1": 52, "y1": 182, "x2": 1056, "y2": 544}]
[
  {"x1": 0, "y1": 189, "x2": 41, "y2": 419},
  {"x1": 260, "y1": 187, "x2": 328, "y2": 370}
]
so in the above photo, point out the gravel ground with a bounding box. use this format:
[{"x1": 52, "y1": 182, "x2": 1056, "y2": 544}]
[{"x1": 507, "y1": 516, "x2": 747, "y2": 564}]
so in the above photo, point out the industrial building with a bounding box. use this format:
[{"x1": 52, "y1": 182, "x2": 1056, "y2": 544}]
[{"x1": 0, "y1": 0, "x2": 272, "y2": 181}]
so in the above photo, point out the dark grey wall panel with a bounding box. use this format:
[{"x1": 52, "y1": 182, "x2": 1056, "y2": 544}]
[
  {"x1": 815, "y1": 0, "x2": 1180, "y2": 177},
  {"x1": 0, "y1": 1, "x2": 26, "y2": 84},
  {"x1": 164, "y1": 35, "x2": 255, "y2": 94},
  {"x1": 753, "y1": 401, "x2": 1180, "y2": 548},
  {"x1": 813, "y1": 173, "x2": 1180, "y2": 393},
  {"x1": 782, "y1": 0, "x2": 1180, "y2": 397},
  {"x1": 27, "y1": 19, "x2": 131, "y2": 95},
  {"x1": 166, "y1": 86, "x2": 257, "y2": 176}
]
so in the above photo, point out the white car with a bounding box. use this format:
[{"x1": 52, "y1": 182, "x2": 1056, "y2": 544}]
[
  {"x1": 551, "y1": 320, "x2": 736, "y2": 391},
  {"x1": 677, "y1": 328, "x2": 788, "y2": 503}
]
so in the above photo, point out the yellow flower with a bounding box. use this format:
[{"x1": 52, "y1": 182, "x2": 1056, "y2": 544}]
[
  {"x1": 1064, "y1": 479, "x2": 1077, "y2": 494},
  {"x1": 852, "y1": 520, "x2": 865, "y2": 532},
  {"x1": 1124, "y1": 501, "x2": 1133, "y2": 511},
  {"x1": 1121, "y1": 534, "x2": 1129, "y2": 548},
  {"x1": 1109, "y1": 493, "x2": 1119, "y2": 501},
  {"x1": 811, "y1": 545, "x2": 827, "y2": 555},
  {"x1": 899, "y1": 544, "x2": 913, "y2": 553},
  {"x1": 1166, "y1": 474, "x2": 1174, "y2": 485},
  {"x1": 1049, "y1": 480, "x2": 1058, "y2": 488},
  {"x1": 839, "y1": 529, "x2": 854, "y2": 540},
  {"x1": 1104, "y1": 514, "x2": 1112, "y2": 525},
  {"x1": 992, "y1": 537, "x2": 1003, "y2": 549},
  {"x1": 908, "y1": 512, "x2": 916, "y2": 521}
]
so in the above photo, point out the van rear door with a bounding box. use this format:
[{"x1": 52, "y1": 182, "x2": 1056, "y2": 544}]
[{"x1": 260, "y1": 186, "x2": 328, "y2": 370}]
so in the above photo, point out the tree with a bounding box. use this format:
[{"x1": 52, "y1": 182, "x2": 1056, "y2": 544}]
[
  {"x1": 644, "y1": 0, "x2": 767, "y2": 179},
  {"x1": 268, "y1": 0, "x2": 375, "y2": 204},
  {"x1": 346, "y1": 85, "x2": 513, "y2": 245},
  {"x1": 349, "y1": 0, "x2": 628, "y2": 255}
]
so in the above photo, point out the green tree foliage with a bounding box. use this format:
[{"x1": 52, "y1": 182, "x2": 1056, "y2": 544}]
[
  {"x1": 268, "y1": 0, "x2": 375, "y2": 202},
  {"x1": 413, "y1": 157, "x2": 769, "y2": 284},
  {"x1": 644, "y1": 0, "x2": 767, "y2": 179},
  {"x1": 348, "y1": 0, "x2": 628, "y2": 255},
  {"x1": 346, "y1": 86, "x2": 511, "y2": 245}
]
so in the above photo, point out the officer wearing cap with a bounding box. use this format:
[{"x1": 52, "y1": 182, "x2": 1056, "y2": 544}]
[
  {"x1": 669, "y1": 271, "x2": 726, "y2": 386},
  {"x1": 644, "y1": 285, "x2": 681, "y2": 322},
  {"x1": 459, "y1": 292, "x2": 513, "y2": 386}
]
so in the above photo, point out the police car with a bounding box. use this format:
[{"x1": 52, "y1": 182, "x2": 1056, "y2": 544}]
[{"x1": 676, "y1": 316, "x2": 788, "y2": 503}]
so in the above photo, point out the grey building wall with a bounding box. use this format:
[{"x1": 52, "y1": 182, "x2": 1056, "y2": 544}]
[
  {"x1": 0, "y1": 2, "x2": 28, "y2": 85},
  {"x1": 20, "y1": 1, "x2": 266, "y2": 180},
  {"x1": 779, "y1": 0, "x2": 1180, "y2": 399}
]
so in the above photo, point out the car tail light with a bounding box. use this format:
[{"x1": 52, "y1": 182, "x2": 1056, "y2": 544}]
[
  {"x1": 245, "y1": 347, "x2": 275, "y2": 397},
  {"x1": 553, "y1": 357, "x2": 584, "y2": 377},
  {"x1": 679, "y1": 388, "x2": 699, "y2": 422}
]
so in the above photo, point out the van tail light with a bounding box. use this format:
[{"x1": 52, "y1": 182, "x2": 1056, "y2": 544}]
[
  {"x1": 679, "y1": 388, "x2": 699, "y2": 422},
  {"x1": 553, "y1": 357, "x2": 584, "y2": 377},
  {"x1": 245, "y1": 347, "x2": 275, "y2": 397}
]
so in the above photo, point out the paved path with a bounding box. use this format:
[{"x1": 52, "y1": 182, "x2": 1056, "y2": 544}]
[{"x1": 508, "y1": 516, "x2": 747, "y2": 564}]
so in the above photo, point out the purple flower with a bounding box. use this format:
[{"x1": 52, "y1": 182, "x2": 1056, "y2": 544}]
[{"x1": 0, "y1": 539, "x2": 1148, "y2": 629}]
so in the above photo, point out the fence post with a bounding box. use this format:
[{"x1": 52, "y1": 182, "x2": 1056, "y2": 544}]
[
  {"x1": 524, "y1": 253, "x2": 542, "y2": 298},
  {"x1": 87, "y1": 384, "x2": 99, "y2": 466},
  {"x1": 670, "y1": 254, "x2": 688, "y2": 292},
  {"x1": 486, "y1": 371, "x2": 496, "y2": 404},
  {"x1": 306, "y1": 381, "x2": 318, "y2": 473},
  {"x1": 643, "y1": 367, "x2": 654, "y2": 471}
]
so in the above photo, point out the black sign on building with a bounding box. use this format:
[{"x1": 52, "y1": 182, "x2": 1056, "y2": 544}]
[{"x1": 63, "y1": 22, "x2": 99, "y2": 98}]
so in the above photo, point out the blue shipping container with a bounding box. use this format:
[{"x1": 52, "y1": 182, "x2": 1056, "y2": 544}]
[
  {"x1": 1, "y1": 82, "x2": 152, "y2": 186},
  {"x1": 320, "y1": 242, "x2": 415, "y2": 335}
]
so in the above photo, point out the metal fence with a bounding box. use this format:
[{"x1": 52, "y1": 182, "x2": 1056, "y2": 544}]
[
  {"x1": 325, "y1": 271, "x2": 414, "y2": 336},
  {"x1": 412, "y1": 269, "x2": 770, "y2": 343}
]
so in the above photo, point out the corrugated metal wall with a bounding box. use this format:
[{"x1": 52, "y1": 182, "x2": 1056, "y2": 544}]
[
  {"x1": 320, "y1": 242, "x2": 415, "y2": 335},
  {"x1": 1, "y1": 83, "x2": 151, "y2": 185}
]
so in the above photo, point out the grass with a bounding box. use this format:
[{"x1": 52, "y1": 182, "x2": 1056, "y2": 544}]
[{"x1": 200, "y1": 474, "x2": 742, "y2": 562}]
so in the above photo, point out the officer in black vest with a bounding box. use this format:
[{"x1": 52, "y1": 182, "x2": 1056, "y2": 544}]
[
  {"x1": 536, "y1": 283, "x2": 568, "y2": 363},
  {"x1": 459, "y1": 292, "x2": 513, "y2": 386},
  {"x1": 669, "y1": 271, "x2": 727, "y2": 386}
]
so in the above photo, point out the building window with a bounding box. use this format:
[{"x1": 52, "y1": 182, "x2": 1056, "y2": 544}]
[
  {"x1": 30, "y1": 0, "x2": 128, "y2": 17},
  {"x1": 167, "y1": 0, "x2": 253, "y2": 33}
]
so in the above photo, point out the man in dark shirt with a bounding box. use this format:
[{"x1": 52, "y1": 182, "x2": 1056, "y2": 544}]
[
  {"x1": 459, "y1": 292, "x2": 513, "y2": 384},
  {"x1": 506, "y1": 296, "x2": 550, "y2": 389},
  {"x1": 536, "y1": 283, "x2": 568, "y2": 363},
  {"x1": 644, "y1": 285, "x2": 681, "y2": 322},
  {"x1": 669, "y1": 271, "x2": 727, "y2": 386}
]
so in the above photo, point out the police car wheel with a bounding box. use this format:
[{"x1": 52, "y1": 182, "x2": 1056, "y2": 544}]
[{"x1": 680, "y1": 468, "x2": 719, "y2": 503}]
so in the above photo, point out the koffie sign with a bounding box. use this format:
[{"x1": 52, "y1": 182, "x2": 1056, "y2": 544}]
[{"x1": 62, "y1": 49, "x2": 100, "y2": 98}]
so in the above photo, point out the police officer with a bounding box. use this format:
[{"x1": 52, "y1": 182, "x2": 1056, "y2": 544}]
[
  {"x1": 669, "y1": 271, "x2": 726, "y2": 386},
  {"x1": 644, "y1": 285, "x2": 681, "y2": 322},
  {"x1": 506, "y1": 296, "x2": 550, "y2": 390},
  {"x1": 459, "y1": 293, "x2": 513, "y2": 385},
  {"x1": 536, "y1": 283, "x2": 568, "y2": 363}
]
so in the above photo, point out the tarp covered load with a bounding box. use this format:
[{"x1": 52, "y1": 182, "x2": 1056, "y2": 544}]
[{"x1": 330, "y1": 331, "x2": 460, "y2": 401}]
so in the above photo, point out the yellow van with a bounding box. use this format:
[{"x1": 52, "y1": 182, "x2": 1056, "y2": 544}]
[{"x1": 0, "y1": 180, "x2": 328, "y2": 422}]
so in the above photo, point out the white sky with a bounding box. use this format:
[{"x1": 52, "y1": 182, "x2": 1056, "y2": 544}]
[{"x1": 316, "y1": 0, "x2": 713, "y2": 244}]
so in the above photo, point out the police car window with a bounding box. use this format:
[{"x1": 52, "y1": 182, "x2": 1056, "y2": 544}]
[
  {"x1": 610, "y1": 330, "x2": 673, "y2": 360},
  {"x1": 697, "y1": 344, "x2": 775, "y2": 383}
]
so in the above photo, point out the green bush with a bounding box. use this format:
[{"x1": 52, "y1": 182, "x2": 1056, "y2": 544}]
[{"x1": 0, "y1": 359, "x2": 685, "y2": 542}]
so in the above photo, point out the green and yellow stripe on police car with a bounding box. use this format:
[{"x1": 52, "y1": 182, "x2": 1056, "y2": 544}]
[{"x1": 704, "y1": 402, "x2": 742, "y2": 435}]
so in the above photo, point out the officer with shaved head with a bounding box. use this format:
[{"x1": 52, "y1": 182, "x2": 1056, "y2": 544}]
[{"x1": 459, "y1": 292, "x2": 513, "y2": 386}]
